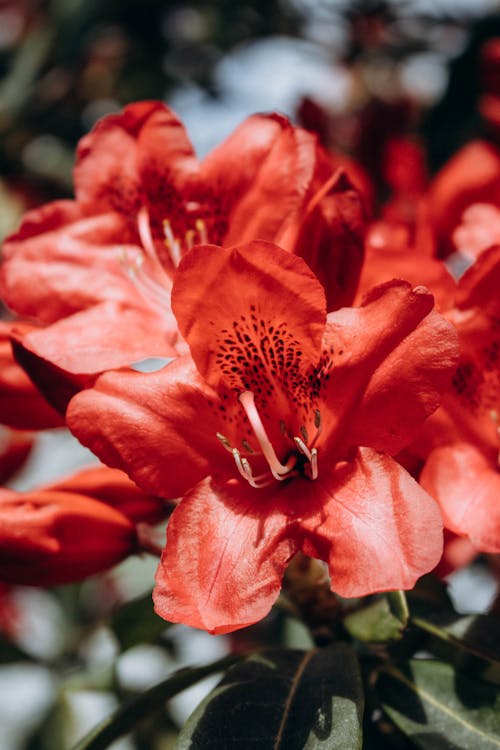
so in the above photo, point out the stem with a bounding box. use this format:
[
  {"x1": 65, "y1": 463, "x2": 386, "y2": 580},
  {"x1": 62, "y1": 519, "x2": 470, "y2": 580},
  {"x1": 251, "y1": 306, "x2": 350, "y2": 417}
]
[
  {"x1": 282, "y1": 553, "x2": 342, "y2": 646},
  {"x1": 71, "y1": 653, "x2": 241, "y2": 750}
]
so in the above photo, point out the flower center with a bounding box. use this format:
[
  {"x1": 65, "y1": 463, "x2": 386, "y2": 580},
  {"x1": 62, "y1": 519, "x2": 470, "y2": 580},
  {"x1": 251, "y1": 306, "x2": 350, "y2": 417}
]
[
  {"x1": 217, "y1": 390, "x2": 320, "y2": 488},
  {"x1": 120, "y1": 206, "x2": 208, "y2": 315}
]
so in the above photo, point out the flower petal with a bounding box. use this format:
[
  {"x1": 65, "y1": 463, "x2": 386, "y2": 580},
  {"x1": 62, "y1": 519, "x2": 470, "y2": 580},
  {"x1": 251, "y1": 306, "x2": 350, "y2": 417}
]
[
  {"x1": 201, "y1": 113, "x2": 317, "y2": 246},
  {"x1": 172, "y1": 241, "x2": 327, "y2": 390},
  {"x1": 0, "y1": 487, "x2": 136, "y2": 586},
  {"x1": 19, "y1": 301, "x2": 178, "y2": 375},
  {"x1": 75, "y1": 101, "x2": 197, "y2": 215},
  {"x1": 44, "y1": 465, "x2": 170, "y2": 524},
  {"x1": 0, "y1": 322, "x2": 63, "y2": 429},
  {"x1": 0, "y1": 200, "x2": 143, "y2": 322},
  {"x1": 428, "y1": 140, "x2": 500, "y2": 256},
  {"x1": 153, "y1": 476, "x2": 298, "y2": 634},
  {"x1": 321, "y1": 280, "x2": 459, "y2": 456},
  {"x1": 356, "y1": 221, "x2": 456, "y2": 312},
  {"x1": 293, "y1": 170, "x2": 366, "y2": 311},
  {"x1": 66, "y1": 357, "x2": 236, "y2": 498},
  {"x1": 297, "y1": 447, "x2": 443, "y2": 597},
  {"x1": 421, "y1": 443, "x2": 500, "y2": 553},
  {"x1": 0, "y1": 428, "x2": 32, "y2": 485}
]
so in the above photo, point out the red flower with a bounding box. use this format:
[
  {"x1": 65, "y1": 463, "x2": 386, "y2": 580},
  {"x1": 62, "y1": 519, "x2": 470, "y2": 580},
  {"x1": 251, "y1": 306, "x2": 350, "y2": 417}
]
[
  {"x1": 0, "y1": 465, "x2": 168, "y2": 586},
  {"x1": 355, "y1": 216, "x2": 456, "y2": 313},
  {"x1": 0, "y1": 102, "x2": 366, "y2": 412},
  {"x1": 67, "y1": 241, "x2": 457, "y2": 634},
  {"x1": 428, "y1": 140, "x2": 500, "y2": 257},
  {"x1": 453, "y1": 203, "x2": 500, "y2": 262},
  {"x1": 420, "y1": 246, "x2": 500, "y2": 553}
]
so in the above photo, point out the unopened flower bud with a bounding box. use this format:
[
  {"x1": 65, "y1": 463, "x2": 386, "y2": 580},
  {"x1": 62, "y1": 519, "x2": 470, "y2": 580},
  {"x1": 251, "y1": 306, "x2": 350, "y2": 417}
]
[{"x1": 0, "y1": 488, "x2": 138, "y2": 586}]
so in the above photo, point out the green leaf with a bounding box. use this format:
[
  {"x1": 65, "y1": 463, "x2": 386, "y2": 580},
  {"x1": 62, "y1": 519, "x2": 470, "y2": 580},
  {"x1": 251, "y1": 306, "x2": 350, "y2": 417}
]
[
  {"x1": 375, "y1": 659, "x2": 500, "y2": 750},
  {"x1": 344, "y1": 595, "x2": 407, "y2": 643},
  {"x1": 110, "y1": 591, "x2": 171, "y2": 651},
  {"x1": 70, "y1": 654, "x2": 240, "y2": 750},
  {"x1": 175, "y1": 643, "x2": 364, "y2": 749},
  {"x1": 411, "y1": 612, "x2": 500, "y2": 685}
]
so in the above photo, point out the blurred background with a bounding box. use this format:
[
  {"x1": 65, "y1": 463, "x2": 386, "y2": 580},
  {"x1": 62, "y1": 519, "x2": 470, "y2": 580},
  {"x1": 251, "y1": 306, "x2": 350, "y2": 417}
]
[{"x1": 1, "y1": 1, "x2": 500, "y2": 748}]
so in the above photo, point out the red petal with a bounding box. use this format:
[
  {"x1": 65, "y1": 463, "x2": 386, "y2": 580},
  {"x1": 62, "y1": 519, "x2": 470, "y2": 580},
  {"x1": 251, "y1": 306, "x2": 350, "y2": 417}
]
[
  {"x1": 153, "y1": 476, "x2": 298, "y2": 634},
  {"x1": 428, "y1": 140, "x2": 500, "y2": 256},
  {"x1": 433, "y1": 529, "x2": 477, "y2": 578},
  {"x1": 44, "y1": 465, "x2": 170, "y2": 524},
  {"x1": 356, "y1": 221, "x2": 456, "y2": 312},
  {"x1": 436, "y1": 247, "x2": 500, "y2": 453},
  {"x1": 172, "y1": 241, "x2": 326, "y2": 390},
  {"x1": 322, "y1": 281, "x2": 459, "y2": 456},
  {"x1": 0, "y1": 487, "x2": 136, "y2": 586},
  {"x1": 66, "y1": 357, "x2": 235, "y2": 498},
  {"x1": 0, "y1": 322, "x2": 63, "y2": 429},
  {"x1": 0, "y1": 429, "x2": 33, "y2": 485},
  {"x1": 10, "y1": 333, "x2": 91, "y2": 415},
  {"x1": 294, "y1": 170, "x2": 366, "y2": 311},
  {"x1": 297, "y1": 448, "x2": 443, "y2": 596},
  {"x1": 75, "y1": 101, "x2": 197, "y2": 215},
  {"x1": 0, "y1": 201, "x2": 143, "y2": 322},
  {"x1": 19, "y1": 301, "x2": 178, "y2": 375},
  {"x1": 421, "y1": 443, "x2": 500, "y2": 553},
  {"x1": 455, "y1": 243, "x2": 500, "y2": 311},
  {"x1": 201, "y1": 114, "x2": 317, "y2": 246}
]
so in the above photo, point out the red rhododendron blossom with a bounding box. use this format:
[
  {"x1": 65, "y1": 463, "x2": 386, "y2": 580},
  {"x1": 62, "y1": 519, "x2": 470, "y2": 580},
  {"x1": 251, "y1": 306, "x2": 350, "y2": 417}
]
[
  {"x1": 355, "y1": 217, "x2": 456, "y2": 312},
  {"x1": 428, "y1": 140, "x2": 500, "y2": 256},
  {"x1": 0, "y1": 465, "x2": 164, "y2": 586},
  {"x1": 0, "y1": 102, "x2": 366, "y2": 412},
  {"x1": 67, "y1": 241, "x2": 458, "y2": 635},
  {"x1": 453, "y1": 203, "x2": 500, "y2": 261},
  {"x1": 419, "y1": 246, "x2": 500, "y2": 552}
]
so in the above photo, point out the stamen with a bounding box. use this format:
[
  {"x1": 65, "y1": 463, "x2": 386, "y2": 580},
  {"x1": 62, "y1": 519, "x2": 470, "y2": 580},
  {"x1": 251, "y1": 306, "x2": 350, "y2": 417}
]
[
  {"x1": 163, "y1": 219, "x2": 182, "y2": 267},
  {"x1": 294, "y1": 436, "x2": 313, "y2": 462},
  {"x1": 195, "y1": 218, "x2": 208, "y2": 244},
  {"x1": 136, "y1": 207, "x2": 173, "y2": 291},
  {"x1": 310, "y1": 448, "x2": 318, "y2": 480},
  {"x1": 314, "y1": 409, "x2": 321, "y2": 429},
  {"x1": 300, "y1": 425, "x2": 309, "y2": 443},
  {"x1": 185, "y1": 228, "x2": 195, "y2": 250},
  {"x1": 310, "y1": 409, "x2": 322, "y2": 448},
  {"x1": 120, "y1": 249, "x2": 171, "y2": 316},
  {"x1": 239, "y1": 391, "x2": 296, "y2": 480},
  {"x1": 232, "y1": 448, "x2": 274, "y2": 489},
  {"x1": 216, "y1": 432, "x2": 233, "y2": 452}
]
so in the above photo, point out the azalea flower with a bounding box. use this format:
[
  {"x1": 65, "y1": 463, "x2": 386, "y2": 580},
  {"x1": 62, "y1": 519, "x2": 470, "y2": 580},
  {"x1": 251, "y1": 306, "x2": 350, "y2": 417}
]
[
  {"x1": 428, "y1": 139, "x2": 500, "y2": 257},
  {"x1": 453, "y1": 203, "x2": 500, "y2": 262},
  {"x1": 354, "y1": 215, "x2": 456, "y2": 312},
  {"x1": 0, "y1": 101, "x2": 366, "y2": 412},
  {"x1": 419, "y1": 245, "x2": 500, "y2": 553},
  {"x1": 66, "y1": 241, "x2": 458, "y2": 634}
]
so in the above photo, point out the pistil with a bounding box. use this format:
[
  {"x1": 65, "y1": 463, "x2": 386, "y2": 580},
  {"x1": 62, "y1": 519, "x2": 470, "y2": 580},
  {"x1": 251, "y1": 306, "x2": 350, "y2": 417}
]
[{"x1": 239, "y1": 391, "x2": 296, "y2": 481}]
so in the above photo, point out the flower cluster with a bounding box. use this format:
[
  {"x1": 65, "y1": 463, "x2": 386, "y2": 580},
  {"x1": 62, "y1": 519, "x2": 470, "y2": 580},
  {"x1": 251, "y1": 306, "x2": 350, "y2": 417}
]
[{"x1": 1, "y1": 96, "x2": 499, "y2": 636}]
